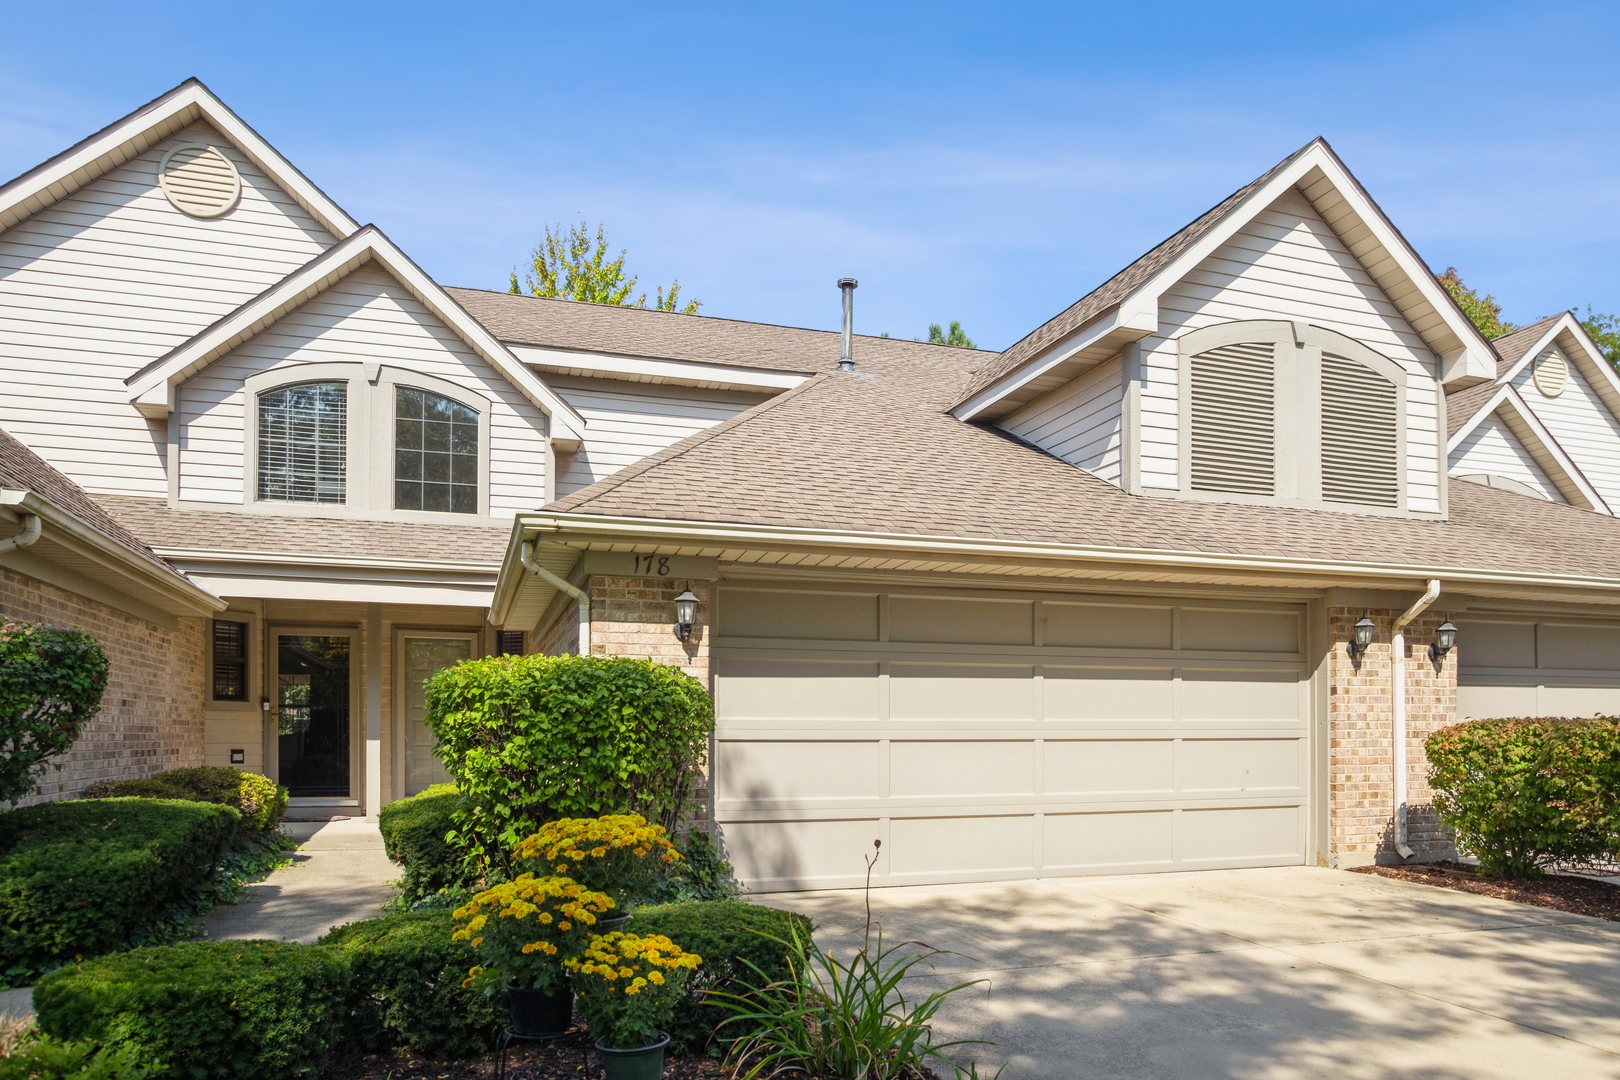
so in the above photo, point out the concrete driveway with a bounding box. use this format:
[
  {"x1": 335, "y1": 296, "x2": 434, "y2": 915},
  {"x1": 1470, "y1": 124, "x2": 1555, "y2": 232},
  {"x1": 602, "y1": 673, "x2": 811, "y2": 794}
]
[{"x1": 762, "y1": 866, "x2": 1620, "y2": 1079}]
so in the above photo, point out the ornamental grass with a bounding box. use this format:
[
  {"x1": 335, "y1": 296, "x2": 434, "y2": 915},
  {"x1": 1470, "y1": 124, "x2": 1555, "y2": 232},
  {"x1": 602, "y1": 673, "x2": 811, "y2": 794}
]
[
  {"x1": 452, "y1": 874, "x2": 613, "y2": 993},
  {"x1": 565, "y1": 931, "x2": 701, "y2": 1049},
  {"x1": 511, "y1": 815, "x2": 682, "y2": 907}
]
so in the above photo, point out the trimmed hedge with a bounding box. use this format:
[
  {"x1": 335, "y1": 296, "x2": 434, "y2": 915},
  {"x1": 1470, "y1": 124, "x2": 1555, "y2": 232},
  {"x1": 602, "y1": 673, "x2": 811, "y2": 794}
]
[
  {"x1": 0, "y1": 799, "x2": 238, "y2": 971},
  {"x1": 34, "y1": 940, "x2": 348, "y2": 1080},
  {"x1": 320, "y1": 910, "x2": 500, "y2": 1058},
  {"x1": 425, "y1": 654, "x2": 714, "y2": 876},
  {"x1": 1428, "y1": 717, "x2": 1620, "y2": 877},
  {"x1": 83, "y1": 768, "x2": 287, "y2": 836},
  {"x1": 627, "y1": 900, "x2": 814, "y2": 1055},
  {"x1": 378, "y1": 785, "x2": 470, "y2": 904}
]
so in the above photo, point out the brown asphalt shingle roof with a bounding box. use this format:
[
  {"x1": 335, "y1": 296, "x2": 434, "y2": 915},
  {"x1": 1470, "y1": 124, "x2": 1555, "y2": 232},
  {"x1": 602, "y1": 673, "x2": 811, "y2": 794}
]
[
  {"x1": 1492, "y1": 315, "x2": 1561, "y2": 377},
  {"x1": 1444, "y1": 381, "x2": 1501, "y2": 438},
  {"x1": 551, "y1": 369, "x2": 1620, "y2": 581}
]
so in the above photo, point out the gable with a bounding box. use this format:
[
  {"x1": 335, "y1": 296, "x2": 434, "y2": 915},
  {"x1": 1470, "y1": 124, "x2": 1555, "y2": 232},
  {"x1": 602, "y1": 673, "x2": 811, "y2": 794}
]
[
  {"x1": 1507, "y1": 342, "x2": 1620, "y2": 507},
  {"x1": 1451, "y1": 413, "x2": 1566, "y2": 503}
]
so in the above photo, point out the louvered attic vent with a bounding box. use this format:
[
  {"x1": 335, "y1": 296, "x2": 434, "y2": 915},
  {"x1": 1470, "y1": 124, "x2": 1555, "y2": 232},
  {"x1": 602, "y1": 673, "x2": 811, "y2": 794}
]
[
  {"x1": 1321, "y1": 352, "x2": 1398, "y2": 506},
  {"x1": 158, "y1": 144, "x2": 242, "y2": 218},
  {"x1": 1190, "y1": 342, "x2": 1275, "y2": 495}
]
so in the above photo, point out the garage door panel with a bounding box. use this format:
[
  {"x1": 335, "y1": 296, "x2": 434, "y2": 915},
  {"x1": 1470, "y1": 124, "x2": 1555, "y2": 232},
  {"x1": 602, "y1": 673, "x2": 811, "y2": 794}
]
[
  {"x1": 1539, "y1": 624, "x2": 1620, "y2": 670},
  {"x1": 1458, "y1": 615, "x2": 1620, "y2": 720},
  {"x1": 1045, "y1": 739, "x2": 1174, "y2": 794},
  {"x1": 1180, "y1": 806, "x2": 1302, "y2": 863},
  {"x1": 725, "y1": 818, "x2": 884, "y2": 887},
  {"x1": 715, "y1": 659, "x2": 880, "y2": 719},
  {"x1": 889, "y1": 664, "x2": 1034, "y2": 720},
  {"x1": 1045, "y1": 810, "x2": 1175, "y2": 869},
  {"x1": 889, "y1": 740, "x2": 1034, "y2": 798},
  {"x1": 1181, "y1": 609, "x2": 1300, "y2": 653},
  {"x1": 720, "y1": 588, "x2": 879, "y2": 641},
  {"x1": 1456, "y1": 620, "x2": 1536, "y2": 668},
  {"x1": 717, "y1": 740, "x2": 881, "y2": 803},
  {"x1": 1044, "y1": 666, "x2": 1174, "y2": 719},
  {"x1": 889, "y1": 815, "x2": 1034, "y2": 877},
  {"x1": 1044, "y1": 604, "x2": 1173, "y2": 649},
  {"x1": 1181, "y1": 668, "x2": 1300, "y2": 720},
  {"x1": 889, "y1": 596, "x2": 1033, "y2": 645},
  {"x1": 1181, "y1": 738, "x2": 1301, "y2": 792},
  {"x1": 1456, "y1": 683, "x2": 1536, "y2": 719}
]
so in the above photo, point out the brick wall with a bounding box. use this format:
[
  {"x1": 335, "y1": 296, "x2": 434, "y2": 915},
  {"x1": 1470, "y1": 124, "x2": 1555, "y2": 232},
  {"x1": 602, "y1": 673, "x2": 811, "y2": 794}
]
[
  {"x1": 0, "y1": 566, "x2": 206, "y2": 804},
  {"x1": 1327, "y1": 606, "x2": 1457, "y2": 865},
  {"x1": 587, "y1": 576, "x2": 709, "y2": 682}
]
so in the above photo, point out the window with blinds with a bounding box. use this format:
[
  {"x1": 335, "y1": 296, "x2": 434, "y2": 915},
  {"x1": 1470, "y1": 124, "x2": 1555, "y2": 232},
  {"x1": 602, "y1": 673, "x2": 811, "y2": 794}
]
[
  {"x1": 257, "y1": 382, "x2": 347, "y2": 503},
  {"x1": 394, "y1": 387, "x2": 479, "y2": 513},
  {"x1": 1190, "y1": 342, "x2": 1276, "y2": 495},
  {"x1": 1321, "y1": 352, "x2": 1399, "y2": 506},
  {"x1": 212, "y1": 620, "x2": 247, "y2": 701}
]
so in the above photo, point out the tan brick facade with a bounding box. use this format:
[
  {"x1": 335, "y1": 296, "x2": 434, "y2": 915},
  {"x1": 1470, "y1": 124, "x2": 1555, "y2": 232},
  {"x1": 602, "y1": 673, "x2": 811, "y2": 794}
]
[
  {"x1": 0, "y1": 566, "x2": 206, "y2": 804},
  {"x1": 1328, "y1": 606, "x2": 1457, "y2": 865},
  {"x1": 586, "y1": 576, "x2": 709, "y2": 682}
]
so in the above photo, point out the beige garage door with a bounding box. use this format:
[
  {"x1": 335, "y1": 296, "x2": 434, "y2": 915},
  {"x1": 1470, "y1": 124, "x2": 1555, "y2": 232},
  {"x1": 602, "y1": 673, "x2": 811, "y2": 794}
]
[
  {"x1": 1458, "y1": 615, "x2": 1620, "y2": 719},
  {"x1": 712, "y1": 583, "x2": 1311, "y2": 890}
]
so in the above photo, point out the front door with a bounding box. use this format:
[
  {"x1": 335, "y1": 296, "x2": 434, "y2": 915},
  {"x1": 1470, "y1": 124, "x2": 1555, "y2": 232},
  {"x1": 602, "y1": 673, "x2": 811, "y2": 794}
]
[
  {"x1": 398, "y1": 633, "x2": 476, "y2": 797},
  {"x1": 276, "y1": 633, "x2": 355, "y2": 798}
]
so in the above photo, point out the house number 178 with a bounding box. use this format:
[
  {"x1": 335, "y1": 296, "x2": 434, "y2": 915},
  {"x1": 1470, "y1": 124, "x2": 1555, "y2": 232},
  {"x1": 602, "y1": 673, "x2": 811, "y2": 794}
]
[{"x1": 634, "y1": 554, "x2": 672, "y2": 576}]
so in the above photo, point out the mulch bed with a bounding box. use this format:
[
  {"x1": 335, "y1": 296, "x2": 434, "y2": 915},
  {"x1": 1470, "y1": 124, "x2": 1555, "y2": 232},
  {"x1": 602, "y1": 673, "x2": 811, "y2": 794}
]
[
  {"x1": 321, "y1": 1026, "x2": 726, "y2": 1080},
  {"x1": 1351, "y1": 860, "x2": 1620, "y2": 921}
]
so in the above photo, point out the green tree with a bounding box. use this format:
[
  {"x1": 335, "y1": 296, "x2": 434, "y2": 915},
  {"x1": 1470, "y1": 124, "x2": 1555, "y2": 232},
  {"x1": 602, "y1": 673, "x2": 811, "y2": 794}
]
[
  {"x1": 1437, "y1": 267, "x2": 1514, "y2": 339},
  {"x1": 508, "y1": 221, "x2": 700, "y2": 314},
  {"x1": 926, "y1": 320, "x2": 975, "y2": 348},
  {"x1": 1579, "y1": 306, "x2": 1620, "y2": 367}
]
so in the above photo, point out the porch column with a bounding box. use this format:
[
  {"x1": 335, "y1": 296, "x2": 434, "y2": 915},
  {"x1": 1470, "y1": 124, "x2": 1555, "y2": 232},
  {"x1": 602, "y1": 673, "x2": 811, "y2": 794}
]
[{"x1": 365, "y1": 602, "x2": 382, "y2": 821}]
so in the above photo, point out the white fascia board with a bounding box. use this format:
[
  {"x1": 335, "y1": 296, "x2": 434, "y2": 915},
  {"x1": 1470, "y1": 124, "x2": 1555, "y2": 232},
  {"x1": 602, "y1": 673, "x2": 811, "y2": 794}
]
[
  {"x1": 507, "y1": 344, "x2": 808, "y2": 392},
  {"x1": 0, "y1": 79, "x2": 358, "y2": 240},
  {"x1": 1445, "y1": 385, "x2": 1515, "y2": 450},
  {"x1": 181, "y1": 572, "x2": 495, "y2": 607},
  {"x1": 126, "y1": 228, "x2": 587, "y2": 441},
  {"x1": 952, "y1": 307, "x2": 1149, "y2": 421},
  {"x1": 1500, "y1": 313, "x2": 1620, "y2": 418},
  {"x1": 1496, "y1": 318, "x2": 1568, "y2": 386}
]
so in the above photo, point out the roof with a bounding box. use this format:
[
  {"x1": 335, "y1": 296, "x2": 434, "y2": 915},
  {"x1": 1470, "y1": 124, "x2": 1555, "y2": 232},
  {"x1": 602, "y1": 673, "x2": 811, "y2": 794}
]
[
  {"x1": 1444, "y1": 380, "x2": 1500, "y2": 438},
  {"x1": 547, "y1": 368, "x2": 1620, "y2": 583},
  {"x1": 1492, "y1": 315, "x2": 1562, "y2": 377},
  {"x1": 447, "y1": 287, "x2": 992, "y2": 389}
]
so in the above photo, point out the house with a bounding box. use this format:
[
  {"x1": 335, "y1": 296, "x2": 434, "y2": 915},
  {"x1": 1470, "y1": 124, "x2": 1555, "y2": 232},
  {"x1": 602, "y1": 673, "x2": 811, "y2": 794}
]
[{"x1": 5, "y1": 81, "x2": 1620, "y2": 890}]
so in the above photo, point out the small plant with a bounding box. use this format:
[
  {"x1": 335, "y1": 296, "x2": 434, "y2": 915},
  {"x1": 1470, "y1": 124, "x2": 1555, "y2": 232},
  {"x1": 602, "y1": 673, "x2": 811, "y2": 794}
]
[
  {"x1": 565, "y1": 932, "x2": 701, "y2": 1050},
  {"x1": 644, "y1": 829, "x2": 740, "y2": 904},
  {"x1": 0, "y1": 622, "x2": 108, "y2": 805},
  {"x1": 452, "y1": 874, "x2": 614, "y2": 993},
  {"x1": 0, "y1": 1026, "x2": 156, "y2": 1079},
  {"x1": 511, "y1": 815, "x2": 682, "y2": 908}
]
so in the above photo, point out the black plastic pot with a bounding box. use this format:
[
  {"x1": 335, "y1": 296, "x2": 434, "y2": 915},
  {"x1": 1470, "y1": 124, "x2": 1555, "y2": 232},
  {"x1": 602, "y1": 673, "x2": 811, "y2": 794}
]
[{"x1": 506, "y1": 981, "x2": 573, "y2": 1038}]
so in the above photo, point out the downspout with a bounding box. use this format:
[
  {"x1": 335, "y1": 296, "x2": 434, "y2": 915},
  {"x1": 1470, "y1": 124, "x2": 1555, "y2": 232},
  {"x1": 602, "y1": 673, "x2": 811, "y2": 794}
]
[
  {"x1": 1391, "y1": 579, "x2": 1441, "y2": 860},
  {"x1": 0, "y1": 514, "x2": 41, "y2": 554},
  {"x1": 520, "y1": 540, "x2": 590, "y2": 656}
]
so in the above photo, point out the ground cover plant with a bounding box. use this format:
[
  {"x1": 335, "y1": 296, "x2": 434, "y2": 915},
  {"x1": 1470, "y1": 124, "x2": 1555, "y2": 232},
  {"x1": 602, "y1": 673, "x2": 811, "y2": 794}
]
[
  {"x1": 1427, "y1": 717, "x2": 1620, "y2": 877},
  {"x1": 378, "y1": 784, "x2": 470, "y2": 906},
  {"x1": 424, "y1": 655, "x2": 713, "y2": 877},
  {"x1": 0, "y1": 622, "x2": 107, "y2": 805}
]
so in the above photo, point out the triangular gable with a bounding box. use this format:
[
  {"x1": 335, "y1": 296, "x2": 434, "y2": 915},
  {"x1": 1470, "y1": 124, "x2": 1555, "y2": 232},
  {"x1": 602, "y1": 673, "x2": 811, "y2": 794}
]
[
  {"x1": 1446, "y1": 384, "x2": 1609, "y2": 512},
  {"x1": 125, "y1": 226, "x2": 586, "y2": 443},
  {"x1": 954, "y1": 138, "x2": 1498, "y2": 421},
  {"x1": 0, "y1": 78, "x2": 357, "y2": 241},
  {"x1": 1495, "y1": 311, "x2": 1620, "y2": 419}
]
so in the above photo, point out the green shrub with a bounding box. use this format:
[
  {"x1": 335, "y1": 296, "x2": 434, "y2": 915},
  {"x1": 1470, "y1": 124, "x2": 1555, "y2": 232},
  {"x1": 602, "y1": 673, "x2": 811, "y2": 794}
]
[
  {"x1": 33, "y1": 940, "x2": 348, "y2": 1080},
  {"x1": 0, "y1": 799, "x2": 238, "y2": 972},
  {"x1": 319, "y1": 910, "x2": 500, "y2": 1058},
  {"x1": 627, "y1": 900, "x2": 813, "y2": 1055},
  {"x1": 83, "y1": 768, "x2": 287, "y2": 835},
  {"x1": 378, "y1": 784, "x2": 472, "y2": 904},
  {"x1": 425, "y1": 654, "x2": 715, "y2": 877},
  {"x1": 646, "y1": 829, "x2": 740, "y2": 904},
  {"x1": 1427, "y1": 717, "x2": 1620, "y2": 877},
  {"x1": 0, "y1": 623, "x2": 108, "y2": 805},
  {"x1": 0, "y1": 1032, "x2": 155, "y2": 1079}
]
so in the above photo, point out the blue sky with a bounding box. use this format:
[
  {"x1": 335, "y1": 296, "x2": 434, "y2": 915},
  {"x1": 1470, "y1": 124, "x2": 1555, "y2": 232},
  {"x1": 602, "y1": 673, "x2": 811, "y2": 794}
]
[{"x1": 2, "y1": 2, "x2": 1617, "y2": 350}]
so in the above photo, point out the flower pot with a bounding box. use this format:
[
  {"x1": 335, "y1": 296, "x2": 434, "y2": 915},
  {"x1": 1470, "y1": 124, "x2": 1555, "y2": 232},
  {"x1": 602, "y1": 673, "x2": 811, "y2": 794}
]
[
  {"x1": 505, "y1": 981, "x2": 572, "y2": 1038},
  {"x1": 597, "y1": 913, "x2": 630, "y2": 933},
  {"x1": 596, "y1": 1032, "x2": 669, "y2": 1080}
]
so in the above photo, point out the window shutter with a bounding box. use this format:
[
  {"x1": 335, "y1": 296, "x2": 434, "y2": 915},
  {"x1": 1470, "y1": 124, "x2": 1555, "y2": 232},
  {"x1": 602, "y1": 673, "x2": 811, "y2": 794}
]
[
  {"x1": 1190, "y1": 342, "x2": 1275, "y2": 495},
  {"x1": 1321, "y1": 353, "x2": 1399, "y2": 507}
]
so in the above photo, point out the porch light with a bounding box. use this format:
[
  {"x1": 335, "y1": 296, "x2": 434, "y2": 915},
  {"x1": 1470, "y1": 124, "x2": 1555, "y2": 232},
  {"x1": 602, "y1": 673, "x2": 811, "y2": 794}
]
[
  {"x1": 1430, "y1": 621, "x2": 1458, "y2": 661},
  {"x1": 1348, "y1": 616, "x2": 1375, "y2": 659},
  {"x1": 673, "y1": 587, "x2": 700, "y2": 642}
]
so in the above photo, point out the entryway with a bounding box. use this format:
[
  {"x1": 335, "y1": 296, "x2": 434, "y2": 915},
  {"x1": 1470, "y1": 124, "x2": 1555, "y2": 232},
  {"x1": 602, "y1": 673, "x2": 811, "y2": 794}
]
[{"x1": 275, "y1": 631, "x2": 357, "y2": 801}]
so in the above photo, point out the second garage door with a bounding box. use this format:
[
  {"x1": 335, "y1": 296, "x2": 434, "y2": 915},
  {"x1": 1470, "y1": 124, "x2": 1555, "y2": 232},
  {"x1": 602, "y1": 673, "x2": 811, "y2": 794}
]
[
  {"x1": 712, "y1": 582, "x2": 1311, "y2": 890},
  {"x1": 1457, "y1": 613, "x2": 1620, "y2": 719}
]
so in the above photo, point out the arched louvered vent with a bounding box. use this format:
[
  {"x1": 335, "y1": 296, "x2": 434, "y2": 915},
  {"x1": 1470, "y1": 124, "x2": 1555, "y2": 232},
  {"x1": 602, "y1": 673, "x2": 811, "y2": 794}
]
[
  {"x1": 1321, "y1": 352, "x2": 1399, "y2": 506},
  {"x1": 158, "y1": 144, "x2": 242, "y2": 218},
  {"x1": 1190, "y1": 342, "x2": 1275, "y2": 495}
]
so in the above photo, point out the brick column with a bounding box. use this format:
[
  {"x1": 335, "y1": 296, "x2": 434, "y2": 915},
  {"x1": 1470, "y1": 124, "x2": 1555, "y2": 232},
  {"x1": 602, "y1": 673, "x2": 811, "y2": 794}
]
[{"x1": 1327, "y1": 607, "x2": 1458, "y2": 865}]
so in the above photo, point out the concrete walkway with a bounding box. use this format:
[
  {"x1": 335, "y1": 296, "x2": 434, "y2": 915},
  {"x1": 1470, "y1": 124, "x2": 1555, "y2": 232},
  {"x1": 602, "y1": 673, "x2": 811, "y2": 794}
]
[
  {"x1": 196, "y1": 818, "x2": 398, "y2": 943},
  {"x1": 763, "y1": 866, "x2": 1620, "y2": 1080}
]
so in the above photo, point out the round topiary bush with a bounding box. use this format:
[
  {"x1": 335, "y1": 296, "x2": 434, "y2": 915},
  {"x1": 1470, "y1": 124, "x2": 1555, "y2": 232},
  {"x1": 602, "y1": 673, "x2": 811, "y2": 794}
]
[
  {"x1": 83, "y1": 767, "x2": 288, "y2": 836},
  {"x1": 33, "y1": 940, "x2": 348, "y2": 1080},
  {"x1": 377, "y1": 784, "x2": 470, "y2": 903}
]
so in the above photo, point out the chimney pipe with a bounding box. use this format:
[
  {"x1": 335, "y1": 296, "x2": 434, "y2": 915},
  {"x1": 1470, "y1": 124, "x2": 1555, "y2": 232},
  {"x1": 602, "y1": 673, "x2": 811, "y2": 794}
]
[{"x1": 837, "y1": 277, "x2": 858, "y2": 370}]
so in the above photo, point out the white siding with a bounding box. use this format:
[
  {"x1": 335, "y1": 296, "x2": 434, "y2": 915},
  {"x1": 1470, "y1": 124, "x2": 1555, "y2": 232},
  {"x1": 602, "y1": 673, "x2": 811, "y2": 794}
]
[
  {"x1": 1000, "y1": 355, "x2": 1124, "y2": 482},
  {"x1": 1449, "y1": 413, "x2": 1565, "y2": 502},
  {"x1": 178, "y1": 265, "x2": 551, "y2": 516},
  {"x1": 1510, "y1": 352, "x2": 1620, "y2": 508},
  {"x1": 1139, "y1": 188, "x2": 1443, "y2": 513},
  {"x1": 0, "y1": 121, "x2": 338, "y2": 497},
  {"x1": 549, "y1": 375, "x2": 769, "y2": 496}
]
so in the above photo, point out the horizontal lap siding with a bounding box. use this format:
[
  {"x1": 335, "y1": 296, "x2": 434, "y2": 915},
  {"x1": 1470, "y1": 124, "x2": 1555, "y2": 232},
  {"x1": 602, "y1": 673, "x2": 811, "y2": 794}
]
[
  {"x1": 1001, "y1": 355, "x2": 1124, "y2": 482},
  {"x1": 179, "y1": 265, "x2": 550, "y2": 514},
  {"x1": 1449, "y1": 414, "x2": 1565, "y2": 502},
  {"x1": 1142, "y1": 189, "x2": 1441, "y2": 510},
  {"x1": 1510, "y1": 357, "x2": 1620, "y2": 508},
  {"x1": 0, "y1": 121, "x2": 337, "y2": 497}
]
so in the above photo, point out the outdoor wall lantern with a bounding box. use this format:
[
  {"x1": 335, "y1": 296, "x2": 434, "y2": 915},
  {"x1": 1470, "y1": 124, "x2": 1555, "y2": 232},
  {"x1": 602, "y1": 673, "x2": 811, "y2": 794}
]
[
  {"x1": 1348, "y1": 616, "x2": 1376, "y2": 659},
  {"x1": 673, "y1": 586, "x2": 700, "y2": 642},
  {"x1": 1430, "y1": 621, "x2": 1458, "y2": 661}
]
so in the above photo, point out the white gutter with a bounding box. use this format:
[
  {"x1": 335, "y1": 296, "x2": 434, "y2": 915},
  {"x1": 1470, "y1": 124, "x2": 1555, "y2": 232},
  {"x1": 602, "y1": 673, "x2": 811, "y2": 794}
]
[
  {"x1": 520, "y1": 540, "x2": 590, "y2": 656},
  {"x1": 1391, "y1": 579, "x2": 1441, "y2": 860},
  {"x1": 0, "y1": 513, "x2": 41, "y2": 554}
]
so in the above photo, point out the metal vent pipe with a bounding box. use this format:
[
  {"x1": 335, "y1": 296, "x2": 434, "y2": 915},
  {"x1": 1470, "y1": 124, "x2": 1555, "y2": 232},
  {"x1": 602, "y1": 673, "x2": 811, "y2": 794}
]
[{"x1": 837, "y1": 277, "x2": 858, "y2": 370}]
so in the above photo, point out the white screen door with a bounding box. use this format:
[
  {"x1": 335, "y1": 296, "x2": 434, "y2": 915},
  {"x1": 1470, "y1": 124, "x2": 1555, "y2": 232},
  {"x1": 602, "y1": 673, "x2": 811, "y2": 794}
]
[{"x1": 400, "y1": 634, "x2": 475, "y2": 797}]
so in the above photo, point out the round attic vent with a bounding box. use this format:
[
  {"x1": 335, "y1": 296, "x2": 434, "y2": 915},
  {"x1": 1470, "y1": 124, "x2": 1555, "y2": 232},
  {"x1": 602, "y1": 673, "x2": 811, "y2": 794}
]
[
  {"x1": 1533, "y1": 349, "x2": 1568, "y2": 398},
  {"x1": 157, "y1": 144, "x2": 241, "y2": 218}
]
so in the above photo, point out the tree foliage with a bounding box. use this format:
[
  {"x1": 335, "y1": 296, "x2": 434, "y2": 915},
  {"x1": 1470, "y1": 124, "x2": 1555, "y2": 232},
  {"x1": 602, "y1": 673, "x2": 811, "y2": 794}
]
[
  {"x1": 1579, "y1": 306, "x2": 1620, "y2": 366},
  {"x1": 508, "y1": 222, "x2": 700, "y2": 314},
  {"x1": 0, "y1": 622, "x2": 108, "y2": 804},
  {"x1": 925, "y1": 321, "x2": 975, "y2": 348},
  {"x1": 1437, "y1": 267, "x2": 1514, "y2": 340}
]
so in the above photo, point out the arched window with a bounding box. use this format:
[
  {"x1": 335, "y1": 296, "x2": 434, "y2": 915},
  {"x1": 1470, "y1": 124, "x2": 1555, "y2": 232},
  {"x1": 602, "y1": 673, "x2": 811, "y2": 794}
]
[
  {"x1": 394, "y1": 386, "x2": 479, "y2": 514},
  {"x1": 257, "y1": 381, "x2": 347, "y2": 503}
]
